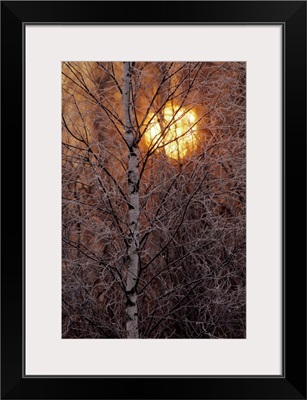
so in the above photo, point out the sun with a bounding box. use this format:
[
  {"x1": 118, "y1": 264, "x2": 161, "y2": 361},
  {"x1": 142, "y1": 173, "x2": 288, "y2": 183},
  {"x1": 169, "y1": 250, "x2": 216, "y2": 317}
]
[{"x1": 144, "y1": 104, "x2": 198, "y2": 160}]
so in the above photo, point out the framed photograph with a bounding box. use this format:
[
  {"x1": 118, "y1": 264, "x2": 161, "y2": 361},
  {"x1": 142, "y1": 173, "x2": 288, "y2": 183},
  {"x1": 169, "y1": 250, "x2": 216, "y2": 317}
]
[{"x1": 1, "y1": 1, "x2": 306, "y2": 399}]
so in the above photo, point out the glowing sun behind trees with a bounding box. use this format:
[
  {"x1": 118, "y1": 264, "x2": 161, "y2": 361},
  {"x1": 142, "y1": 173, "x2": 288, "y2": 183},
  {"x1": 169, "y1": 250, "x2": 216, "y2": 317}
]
[
  {"x1": 62, "y1": 61, "x2": 246, "y2": 339},
  {"x1": 144, "y1": 104, "x2": 198, "y2": 160}
]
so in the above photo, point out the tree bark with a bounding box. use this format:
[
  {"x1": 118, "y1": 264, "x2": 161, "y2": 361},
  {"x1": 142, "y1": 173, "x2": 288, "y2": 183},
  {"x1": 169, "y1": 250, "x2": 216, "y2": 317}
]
[{"x1": 123, "y1": 62, "x2": 140, "y2": 338}]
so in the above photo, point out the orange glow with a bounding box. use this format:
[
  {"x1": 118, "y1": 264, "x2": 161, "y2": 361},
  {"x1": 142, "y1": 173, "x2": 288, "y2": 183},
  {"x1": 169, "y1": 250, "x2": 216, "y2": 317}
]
[{"x1": 144, "y1": 104, "x2": 198, "y2": 160}]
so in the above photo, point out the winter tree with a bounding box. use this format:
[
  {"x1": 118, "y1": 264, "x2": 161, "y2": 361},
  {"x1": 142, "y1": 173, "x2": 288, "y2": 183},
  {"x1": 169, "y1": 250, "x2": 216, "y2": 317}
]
[{"x1": 62, "y1": 61, "x2": 246, "y2": 339}]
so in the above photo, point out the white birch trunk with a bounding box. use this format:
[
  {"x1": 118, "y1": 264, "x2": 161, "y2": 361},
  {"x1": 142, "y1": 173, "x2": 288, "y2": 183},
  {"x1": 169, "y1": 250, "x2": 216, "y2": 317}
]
[{"x1": 122, "y1": 62, "x2": 140, "y2": 338}]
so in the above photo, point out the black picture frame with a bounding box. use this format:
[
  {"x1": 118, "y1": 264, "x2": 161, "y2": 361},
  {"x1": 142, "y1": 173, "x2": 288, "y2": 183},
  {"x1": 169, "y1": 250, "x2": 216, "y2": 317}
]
[{"x1": 1, "y1": 1, "x2": 306, "y2": 399}]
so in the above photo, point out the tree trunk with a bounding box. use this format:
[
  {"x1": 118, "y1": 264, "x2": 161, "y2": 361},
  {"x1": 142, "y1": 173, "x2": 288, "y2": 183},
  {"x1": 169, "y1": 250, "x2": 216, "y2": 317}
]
[{"x1": 122, "y1": 62, "x2": 140, "y2": 338}]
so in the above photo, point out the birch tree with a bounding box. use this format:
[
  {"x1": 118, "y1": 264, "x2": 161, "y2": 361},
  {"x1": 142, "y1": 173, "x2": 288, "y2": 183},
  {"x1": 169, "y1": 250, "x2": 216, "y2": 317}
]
[
  {"x1": 62, "y1": 61, "x2": 246, "y2": 339},
  {"x1": 123, "y1": 62, "x2": 140, "y2": 338}
]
